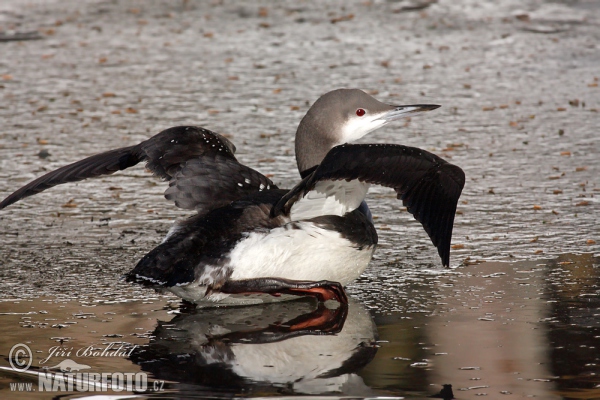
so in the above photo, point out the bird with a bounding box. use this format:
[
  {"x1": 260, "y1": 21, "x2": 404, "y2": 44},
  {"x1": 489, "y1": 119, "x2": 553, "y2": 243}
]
[
  {"x1": 128, "y1": 298, "x2": 376, "y2": 393},
  {"x1": 0, "y1": 89, "x2": 465, "y2": 306}
]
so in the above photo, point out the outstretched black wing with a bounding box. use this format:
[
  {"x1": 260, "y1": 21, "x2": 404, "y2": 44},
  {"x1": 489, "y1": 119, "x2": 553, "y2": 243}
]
[
  {"x1": 0, "y1": 145, "x2": 140, "y2": 209},
  {"x1": 0, "y1": 126, "x2": 277, "y2": 214},
  {"x1": 272, "y1": 144, "x2": 465, "y2": 266}
]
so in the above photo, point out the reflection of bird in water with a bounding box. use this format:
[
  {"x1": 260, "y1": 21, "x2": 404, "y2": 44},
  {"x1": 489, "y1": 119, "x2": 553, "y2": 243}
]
[
  {"x1": 0, "y1": 89, "x2": 464, "y2": 306},
  {"x1": 129, "y1": 298, "x2": 378, "y2": 396}
]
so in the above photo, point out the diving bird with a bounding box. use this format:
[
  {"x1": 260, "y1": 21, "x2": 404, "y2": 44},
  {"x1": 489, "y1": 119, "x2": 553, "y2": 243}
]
[{"x1": 0, "y1": 89, "x2": 465, "y2": 305}]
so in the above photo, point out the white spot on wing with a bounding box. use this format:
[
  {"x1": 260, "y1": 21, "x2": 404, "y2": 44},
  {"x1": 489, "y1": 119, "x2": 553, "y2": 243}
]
[{"x1": 135, "y1": 274, "x2": 166, "y2": 285}]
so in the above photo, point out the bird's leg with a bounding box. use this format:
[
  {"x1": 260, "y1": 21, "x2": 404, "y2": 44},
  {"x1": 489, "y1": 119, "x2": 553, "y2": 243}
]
[
  {"x1": 220, "y1": 277, "x2": 348, "y2": 304},
  {"x1": 211, "y1": 303, "x2": 349, "y2": 345},
  {"x1": 281, "y1": 302, "x2": 348, "y2": 333}
]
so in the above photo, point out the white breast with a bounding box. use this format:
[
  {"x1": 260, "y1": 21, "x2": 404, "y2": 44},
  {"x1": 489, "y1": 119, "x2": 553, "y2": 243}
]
[{"x1": 228, "y1": 221, "x2": 375, "y2": 285}]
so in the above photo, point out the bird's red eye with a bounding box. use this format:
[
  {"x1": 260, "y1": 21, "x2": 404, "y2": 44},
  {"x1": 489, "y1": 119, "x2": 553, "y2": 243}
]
[{"x1": 356, "y1": 108, "x2": 366, "y2": 117}]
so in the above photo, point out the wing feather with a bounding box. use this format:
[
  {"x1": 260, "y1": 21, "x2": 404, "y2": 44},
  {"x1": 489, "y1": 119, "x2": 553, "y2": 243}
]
[
  {"x1": 164, "y1": 156, "x2": 276, "y2": 213},
  {"x1": 0, "y1": 126, "x2": 276, "y2": 214},
  {"x1": 0, "y1": 146, "x2": 140, "y2": 209},
  {"x1": 273, "y1": 144, "x2": 465, "y2": 266}
]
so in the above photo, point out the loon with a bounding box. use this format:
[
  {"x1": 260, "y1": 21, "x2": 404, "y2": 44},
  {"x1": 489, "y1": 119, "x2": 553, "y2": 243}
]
[{"x1": 0, "y1": 89, "x2": 465, "y2": 305}]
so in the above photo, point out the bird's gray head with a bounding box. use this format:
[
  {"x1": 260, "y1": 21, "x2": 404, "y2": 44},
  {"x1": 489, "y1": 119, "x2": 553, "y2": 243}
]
[{"x1": 295, "y1": 88, "x2": 440, "y2": 174}]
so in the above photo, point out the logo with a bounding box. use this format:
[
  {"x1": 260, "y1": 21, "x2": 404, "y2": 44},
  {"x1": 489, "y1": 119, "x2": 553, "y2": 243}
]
[
  {"x1": 9, "y1": 344, "x2": 32, "y2": 372},
  {"x1": 45, "y1": 360, "x2": 91, "y2": 373},
  {"x1": 39, "y1": 342, "x2": 138, "y2": 365},
  {"x1": 7, "y1": 343, "x2": 164, "y2": 393}
]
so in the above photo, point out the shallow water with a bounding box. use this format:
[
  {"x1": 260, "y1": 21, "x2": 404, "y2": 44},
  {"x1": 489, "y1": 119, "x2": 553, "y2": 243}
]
[
  {"x1": 0, "y1": 0, "x2": 598, "y2": 398},
  {"x1": 0, "y1": 254, "x2": 598, "y2": 398}
]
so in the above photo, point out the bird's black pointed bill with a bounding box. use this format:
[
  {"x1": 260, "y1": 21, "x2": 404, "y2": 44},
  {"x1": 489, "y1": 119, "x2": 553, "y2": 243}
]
[{"x1": 379, "y1": 104, "x2": 441, "y2": 122}]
